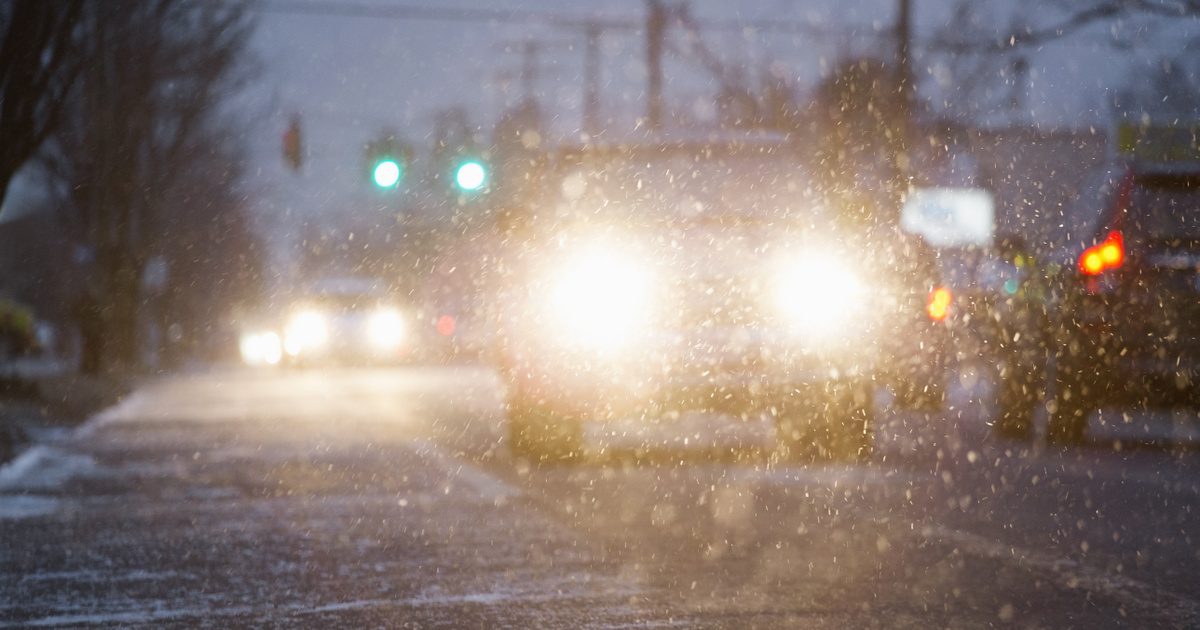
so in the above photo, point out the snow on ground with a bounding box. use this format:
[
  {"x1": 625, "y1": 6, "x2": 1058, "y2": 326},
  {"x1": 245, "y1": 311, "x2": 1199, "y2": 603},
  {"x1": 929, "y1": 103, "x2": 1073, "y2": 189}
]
[{"x1": 3, "y1": 364, "x2": 1200, "y2": 627}]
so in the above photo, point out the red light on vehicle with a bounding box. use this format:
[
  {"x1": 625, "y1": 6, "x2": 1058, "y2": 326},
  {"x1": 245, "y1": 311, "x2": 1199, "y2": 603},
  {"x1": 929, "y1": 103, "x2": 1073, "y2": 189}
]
[
  {"x1": 926, "y1": 287, "x2": 952, "y2": 321},
  {"x1": 1080, "y1": 249, "x2": 1105, "y2": 275},
  {"x1": 1100, "y1": 236, "x2": 1124, "y2": 266},
  {"x1": 436, "y1": 314, "x2": 456, "y2": 337},
  {"x1": 1079, "y1": 230, "x2": 1124, "y2": 276}
]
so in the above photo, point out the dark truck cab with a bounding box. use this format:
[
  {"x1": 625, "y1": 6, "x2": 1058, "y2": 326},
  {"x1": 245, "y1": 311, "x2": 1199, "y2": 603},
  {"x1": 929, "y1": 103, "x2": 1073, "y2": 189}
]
[
  {"x1": 494, "y1": 136, "x2": 949, "y2": 462},
  {"x1": 1045, "y1": 160, "x2": 1200, "y2": 442}
]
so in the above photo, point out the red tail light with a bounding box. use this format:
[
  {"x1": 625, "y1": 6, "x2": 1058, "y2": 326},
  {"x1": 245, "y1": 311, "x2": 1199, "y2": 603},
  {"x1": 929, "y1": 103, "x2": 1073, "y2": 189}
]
[
  {"x1": 926, "y1": 287, "x2": 952, "y2": 321},
  {"x1": 1079, "y1": 230, "x2": 1124, "y2": 276},
  {"x1": 436, "y1": 314, "x2": 457, "y2": 336}
]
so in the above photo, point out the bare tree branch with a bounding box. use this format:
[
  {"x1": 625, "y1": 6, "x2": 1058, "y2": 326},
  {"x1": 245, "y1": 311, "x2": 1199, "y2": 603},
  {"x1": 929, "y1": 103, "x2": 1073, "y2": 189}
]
[
  {"x1": 35, "y1": 0, "x2": 258, "y2": 369},
  {"x1": 928, "y1": 0, "x2": 1196, "y2": 54},
  {"x1": 0, "y1": 0, "x2": 83, "y2": 209}
]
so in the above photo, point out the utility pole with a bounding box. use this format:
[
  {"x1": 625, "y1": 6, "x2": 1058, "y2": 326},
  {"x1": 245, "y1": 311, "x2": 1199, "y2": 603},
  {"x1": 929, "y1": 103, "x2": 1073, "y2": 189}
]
[
  {"x1": 494, "y1": 38, "x2": 571, "y2": 107},
  {"x1": 896, "y1": 0, "x2": 913, "y2": 120},
  {"x1": 582, "y1": 23, "x2": 601, "y2": 137},
  {"x1": 646, "y1": 0, "x2": 667, "y2": 131},
  {"x1": 1008, "y1": 55, "x2": 1029, "y2": 113},
  {"x1": 895, "y1": 0, "x2": 915, "y2": 176},
  {"x1": 520, "y1": 41, "x2": 539, "y2": 102}
]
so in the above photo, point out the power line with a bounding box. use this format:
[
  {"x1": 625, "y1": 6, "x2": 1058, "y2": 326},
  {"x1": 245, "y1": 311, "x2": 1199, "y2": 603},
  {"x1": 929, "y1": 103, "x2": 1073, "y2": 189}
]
[
  {"x1": 255, "y1": 0, "x2": 843, "y2": 38},
  {"x1": 257, "y1": 1, "x2": 636, "y2": 29},
  {"x1": 255, "y1": 0, "x2": 1193, "y2": 52}
]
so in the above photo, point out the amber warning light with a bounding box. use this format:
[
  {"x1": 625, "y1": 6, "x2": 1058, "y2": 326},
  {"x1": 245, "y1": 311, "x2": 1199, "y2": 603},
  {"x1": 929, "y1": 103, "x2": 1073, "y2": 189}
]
[{"x1": 926, "y1": 287, "x2": 952, "y2": 322}]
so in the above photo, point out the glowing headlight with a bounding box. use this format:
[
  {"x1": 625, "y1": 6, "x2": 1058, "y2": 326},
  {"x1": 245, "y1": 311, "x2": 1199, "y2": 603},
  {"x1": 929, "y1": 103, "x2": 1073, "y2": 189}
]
[
  {"x1": 774, "y1": 253, "x2": 867, "y2": 336},
  {"x1": 284, "y1": 310, "x2": 328, "y2": 356},
  {"x1": 240, "y1": 331, "x2": 282, "y2": 366},
  {"x1": 545, "y1": 246, "x2": 654, "y2": 350},
  {"x1": 367, "y1": 308, "x2": 406, "y2": 350}
]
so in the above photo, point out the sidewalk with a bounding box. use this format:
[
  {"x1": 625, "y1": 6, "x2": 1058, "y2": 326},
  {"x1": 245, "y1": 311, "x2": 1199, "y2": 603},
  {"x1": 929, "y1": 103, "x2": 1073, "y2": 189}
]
[
  {"x1": 0, "y1": 356, "x2": 74, "y2": 381},
  {"x1": 0, "y1": 371, "x2": 132, "y2": 465}
]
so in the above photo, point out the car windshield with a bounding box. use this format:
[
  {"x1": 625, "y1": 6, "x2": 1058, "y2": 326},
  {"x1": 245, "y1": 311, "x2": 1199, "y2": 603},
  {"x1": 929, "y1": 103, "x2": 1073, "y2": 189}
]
[
  {"x1": 5, "y1": 2, "x2": 1200, "y2": 628},
  {"x1": 303, "y1": 294, "x2": 387, "y2": 312},
  {"x1": 554, "y1": 149, "x2": 824, "y2": 225}
]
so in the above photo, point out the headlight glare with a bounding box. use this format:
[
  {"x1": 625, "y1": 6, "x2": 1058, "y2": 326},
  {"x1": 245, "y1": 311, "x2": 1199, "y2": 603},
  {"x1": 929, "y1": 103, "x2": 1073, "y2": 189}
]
[
  {"x1": 284, "y1": 310, "x2": 328, "y2": 355},
  {"x1": 774, "y1": 254, "x2": 866, "y2": 336},
  {"x1": 240, "y1": 331, "x2": 282, "y2": 366},
  {"x1": 545, "y1": 246, "x2": 654, "y2": 350},
  {"x1": 367, "y1": 308, "x2": 406, "y2": 350}
]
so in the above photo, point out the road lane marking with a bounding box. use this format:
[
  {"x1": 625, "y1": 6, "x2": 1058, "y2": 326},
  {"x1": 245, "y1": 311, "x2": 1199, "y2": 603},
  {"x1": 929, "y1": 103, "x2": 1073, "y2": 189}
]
[
  {"x1": 1041, "y1": 457, "x2": 1200, "y2": 496},
  {"x1": 17, "y1": 569, "x2": 183, "y2": 584},
  {"x1": 76, "y1": 389, "x2": 150, "y2": 436},
  {"x1": 414, "y1": 439, "x2": 522, "y2": 504},
  {"x1": 0, "y1": 494, "x2": 60, "y2": 520},
  {"x1": 924, "y1": 522, "x2": 1200, "y2": 624},
  {"x1": 731, "y1": 464, "x2": 921, "y2": 488},
  {"x1": 0, "y1": 588, "x2": 655, "y2": 628}
]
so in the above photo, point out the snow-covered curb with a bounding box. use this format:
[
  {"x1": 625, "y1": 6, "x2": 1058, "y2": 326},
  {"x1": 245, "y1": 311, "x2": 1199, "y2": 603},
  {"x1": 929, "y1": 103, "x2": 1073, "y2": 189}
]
[{"x1": 0, "y1": 388, "x2": 144, "y2": 488}]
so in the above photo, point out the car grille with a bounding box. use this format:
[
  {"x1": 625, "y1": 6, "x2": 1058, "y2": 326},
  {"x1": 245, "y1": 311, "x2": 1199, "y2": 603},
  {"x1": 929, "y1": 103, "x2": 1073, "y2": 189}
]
[{"x1": 674, "y1": 275, "x2": 766, "y2": 329}]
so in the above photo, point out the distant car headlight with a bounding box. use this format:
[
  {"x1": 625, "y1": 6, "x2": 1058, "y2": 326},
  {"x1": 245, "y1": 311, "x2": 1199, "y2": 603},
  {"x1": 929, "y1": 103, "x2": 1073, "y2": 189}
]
[
  {"x1": 774, "y1": 253, "x2": 867, "y2": 337},
  {"x1": 367, "y1": 308, "x2": 406, "y2": 351},
  {"x1": 544, "y1": 245, "x2": 654, "y2": 351},
  {"x1": 284, "y1": 310, "x2": 328, "y2": 355},
  {"x1": 240, "y1": 331, "x2": 282, "y2": 366}
]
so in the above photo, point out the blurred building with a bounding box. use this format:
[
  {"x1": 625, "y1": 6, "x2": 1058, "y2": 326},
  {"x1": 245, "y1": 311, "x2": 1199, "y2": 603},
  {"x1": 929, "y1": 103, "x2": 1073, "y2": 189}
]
[
  {"x1": 915, "y1": 121, "x2": 1108, "y2": 253},
  {"x1": 965, "y1": 125, "x2": 1108, "y2": 248}
]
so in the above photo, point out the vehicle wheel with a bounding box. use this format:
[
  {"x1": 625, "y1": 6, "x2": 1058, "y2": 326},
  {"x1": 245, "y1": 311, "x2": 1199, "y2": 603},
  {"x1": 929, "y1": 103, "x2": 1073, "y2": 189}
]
[
  {"x1": 775, "y1": 382, "x2": 874, "y2": 463},
  {"x1": 1047, "y1": 361, "x2": 1094, "y2": 445},
  {"x1": 507, "y1": 393, "x2": 583, "y2": 464}
]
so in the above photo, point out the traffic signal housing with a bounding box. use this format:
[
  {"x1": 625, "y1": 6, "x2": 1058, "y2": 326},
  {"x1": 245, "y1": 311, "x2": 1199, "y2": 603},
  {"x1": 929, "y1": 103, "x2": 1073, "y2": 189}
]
[
  {"x1": 365, "y1": 134, "x2": 412, "y2": 191},
  {"x1": 283, "y1": 115, "x2": 303, "y2": 171}
]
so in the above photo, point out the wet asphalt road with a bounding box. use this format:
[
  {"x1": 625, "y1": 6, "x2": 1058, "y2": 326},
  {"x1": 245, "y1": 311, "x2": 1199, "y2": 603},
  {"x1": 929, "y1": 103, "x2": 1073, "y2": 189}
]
[{"x1": 2, "y1": 364, "x2": 1199, "y2": 628}]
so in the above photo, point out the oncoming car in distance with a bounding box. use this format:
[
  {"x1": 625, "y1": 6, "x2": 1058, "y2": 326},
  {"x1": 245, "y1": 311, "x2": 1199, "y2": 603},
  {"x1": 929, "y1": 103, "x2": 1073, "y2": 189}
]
[
  {"x1": 493, "y1": 136, "x2": 950, "y2": 462},
  {"x1": 275, "y1": 278, "x2": 412, "y2": 366},
  {"x1": 239, "y1": 327, "x2": 284, "y2": 366}
]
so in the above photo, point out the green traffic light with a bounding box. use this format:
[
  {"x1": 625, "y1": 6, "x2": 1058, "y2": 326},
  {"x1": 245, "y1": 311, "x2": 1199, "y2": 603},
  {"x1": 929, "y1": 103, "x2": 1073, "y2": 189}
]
[
  {"x1": 454, "y1": 160, "x2": 487, "y2": 191},
  {"x1": 372, "y1": 159, "x2": 402, "y2": 188}
]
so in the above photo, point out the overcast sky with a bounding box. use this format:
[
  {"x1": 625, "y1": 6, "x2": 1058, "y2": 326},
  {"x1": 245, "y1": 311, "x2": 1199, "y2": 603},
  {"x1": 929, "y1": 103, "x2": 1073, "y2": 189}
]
[
  {"x1": 241, "y1": 1, "x2": 1195, "y2": 234},
  {"x1": 3, "y1": 1, "x2": 1193, "y2": 239}
]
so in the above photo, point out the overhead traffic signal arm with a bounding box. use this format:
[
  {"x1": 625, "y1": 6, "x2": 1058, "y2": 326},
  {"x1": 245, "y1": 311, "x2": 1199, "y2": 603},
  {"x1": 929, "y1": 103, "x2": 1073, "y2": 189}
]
[{"x1": 283, "y1": 116, "x2": 303, "y2": 171}]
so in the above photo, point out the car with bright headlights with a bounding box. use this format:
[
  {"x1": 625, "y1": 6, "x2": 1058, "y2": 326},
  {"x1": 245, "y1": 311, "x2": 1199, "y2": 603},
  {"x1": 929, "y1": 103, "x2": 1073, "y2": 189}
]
[
  {"x1": 279, "y1": 278, "x2": 413, "y2": 366},
  {"x1": 494, "y1": 137, "x2": 950, "y2": 462}
]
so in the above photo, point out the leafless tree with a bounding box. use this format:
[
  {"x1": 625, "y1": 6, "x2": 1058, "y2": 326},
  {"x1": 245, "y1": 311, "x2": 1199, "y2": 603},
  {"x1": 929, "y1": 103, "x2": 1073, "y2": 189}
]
[
  {"x1": 41, "y1": 0, "x2": 258, "y2": 370},
  {"x1": 0, "y1": 0, "x2": 83, "y2": 210},
  {"x1": 807, "y1": 57, "x2": 909, "y2": 226},
  {"x1": 927, "y1": 1, "x2": 1200, "y2": 120}
]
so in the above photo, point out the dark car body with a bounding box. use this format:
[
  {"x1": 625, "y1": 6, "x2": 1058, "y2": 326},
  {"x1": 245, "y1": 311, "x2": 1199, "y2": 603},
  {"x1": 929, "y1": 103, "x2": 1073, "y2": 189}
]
[{"x1": 1045, "y1": 160, "x2": 1200, "y2": 441}]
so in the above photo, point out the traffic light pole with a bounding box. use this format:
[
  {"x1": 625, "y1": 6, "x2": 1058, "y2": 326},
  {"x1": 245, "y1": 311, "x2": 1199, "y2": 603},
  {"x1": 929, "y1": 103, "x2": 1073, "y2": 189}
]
[
  {"x1": 583, "y1": 23, "x2": 601, "y2": 137},
  {"x1": 646, "y1": 0, "x2": 666, "y2": 132},
  {"x1": 895, "y1": 0, "x2": 915, "y2": 174}
]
